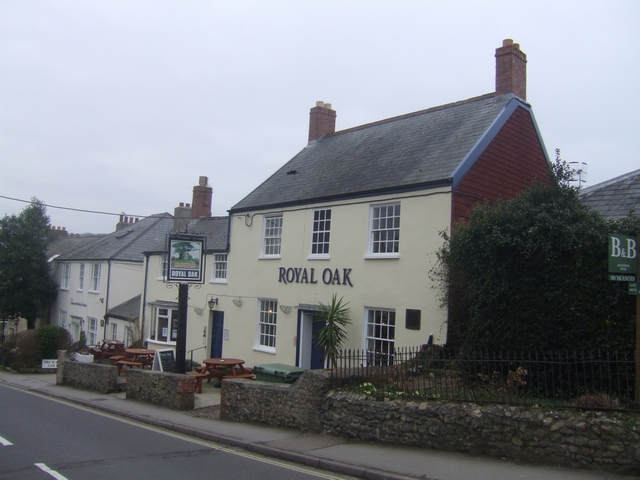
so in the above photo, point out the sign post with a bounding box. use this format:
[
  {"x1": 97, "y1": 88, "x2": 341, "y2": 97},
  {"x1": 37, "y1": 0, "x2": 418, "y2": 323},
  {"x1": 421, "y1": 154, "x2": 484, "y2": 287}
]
[
  {"x1": 165, "y1": 234, "x2": 206, "y2": 374},
  {"x1": 608, "y1": 233, "x2": 639, "y2": 406}
]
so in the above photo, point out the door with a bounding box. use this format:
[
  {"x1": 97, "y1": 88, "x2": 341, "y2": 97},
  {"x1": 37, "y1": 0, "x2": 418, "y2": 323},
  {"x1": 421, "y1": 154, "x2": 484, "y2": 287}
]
[
  {"x1": 298, "y1": 312, "x2": 325, "y2": 369},
  {"x1": 210, "y1": 311, "x2": 224, "y2": 358}
]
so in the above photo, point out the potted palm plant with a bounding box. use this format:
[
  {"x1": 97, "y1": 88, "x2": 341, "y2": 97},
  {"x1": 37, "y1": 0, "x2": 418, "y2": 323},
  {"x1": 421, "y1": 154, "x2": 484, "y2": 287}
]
[{"x1": 314, "y1": 294, "x2": 351, "y2": 369}]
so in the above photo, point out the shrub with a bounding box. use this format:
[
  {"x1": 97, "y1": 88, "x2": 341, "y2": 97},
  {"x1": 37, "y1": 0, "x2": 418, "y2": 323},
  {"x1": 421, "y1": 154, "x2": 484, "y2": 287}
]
[{"x1": 35, "y1": 325, "x2": 71, "y2": 360}]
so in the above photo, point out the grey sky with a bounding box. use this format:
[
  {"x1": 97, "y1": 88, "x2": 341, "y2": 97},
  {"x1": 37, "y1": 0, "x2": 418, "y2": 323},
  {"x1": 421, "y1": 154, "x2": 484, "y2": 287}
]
[{"x1": 1, "y1": 1, "x2": 639, "y2": 234}]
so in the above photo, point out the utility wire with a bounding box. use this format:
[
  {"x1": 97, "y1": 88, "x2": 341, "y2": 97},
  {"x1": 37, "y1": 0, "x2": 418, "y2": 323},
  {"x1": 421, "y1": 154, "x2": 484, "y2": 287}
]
[{"x1": 0, "y1": 194, "x2": 148, "y2": 218}]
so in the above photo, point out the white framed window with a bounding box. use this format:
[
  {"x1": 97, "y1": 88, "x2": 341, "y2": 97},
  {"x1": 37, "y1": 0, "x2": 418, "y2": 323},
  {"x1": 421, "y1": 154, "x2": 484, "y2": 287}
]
[
  {"x1": 111, "y1": 322, "x2": 117, "y2": 341},
  {"x1": 87, "y1": 317, "x2": 97, "y2": 345},
  {"x1": 78, "y1": 264, "x2": 85, "y2": 291},
  {"x1": 256, "y1": 299, "x2": 277, "y2": 352},
  {"x1": 365, "y1": 307, "x2": 396, "y2": 366},
  {"x1": 261, "y1": 215, "x2": 283, "y2": 258},
  {"x1": 59, "y1": 310, "x2": 68, "y2": 328},
  {"x1": 310, "y1": 208, "x2": 331, "y2": 258},
  {"x1": 367, "y1": 203, "x2": 401, "y2": 257},
  {"x1": 149, "y1": 307, "x2": 178, "y2": 343},
  {"x1": 211, "y1": 254, "x2": 228, "y2": 283},
  {"x1": 90, "y1": 263, "x2": 101, "y2": 292},
  {"x1": 60, "y1": 264, "x2": 70, "y2": 290},
  {"x1": 158, "y1": 253, "x2": 168, "y2": 280}
]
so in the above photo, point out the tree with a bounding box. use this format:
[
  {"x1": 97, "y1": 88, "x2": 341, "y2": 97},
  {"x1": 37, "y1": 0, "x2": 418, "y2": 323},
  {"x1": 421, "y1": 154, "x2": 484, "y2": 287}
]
[
  {"x1": 314, "y1": 294, "x2": 351, "y2": 368},
  {"x1": 433, "y1": 158, "x2": 639, "y2": 353},
  {"x1": 0, "y1": 199, "x2": 58, "y2": 329}
]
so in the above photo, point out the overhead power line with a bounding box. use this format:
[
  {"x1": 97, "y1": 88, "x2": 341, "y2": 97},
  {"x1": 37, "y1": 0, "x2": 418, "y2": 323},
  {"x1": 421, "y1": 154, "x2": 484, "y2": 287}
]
[{"x1": 0, "y1": 194, "x2": 148, "y2": 218}]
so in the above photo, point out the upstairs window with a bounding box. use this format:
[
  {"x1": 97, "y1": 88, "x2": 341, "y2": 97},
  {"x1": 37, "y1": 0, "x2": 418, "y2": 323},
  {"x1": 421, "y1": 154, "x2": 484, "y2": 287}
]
[
  {"x1": 90, "y1": 263, "x2": 101, "y2": 292},
  {"x1": 78, "y1": 264, "x2": 85, "y2": 291},
  {"x1": 368, "y1": 203, "x2": 400, "y2": 256},
  {"x1": 212, "y1": 254, "x2": 228, "y2": 283},
  {"x1": 310, "y1": 208, "x2": 331, "y2": 257},
  {"x1": 61, "y1": 264, "x2": 70, "y2": 290},
  {"x1": 262, "y1": 215, "x2": 283, "y2": 258}
]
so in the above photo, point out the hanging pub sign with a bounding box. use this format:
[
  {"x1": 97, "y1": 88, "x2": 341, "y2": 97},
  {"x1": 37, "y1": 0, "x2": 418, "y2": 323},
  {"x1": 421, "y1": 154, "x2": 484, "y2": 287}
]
[
  {"x1": 608, "y1": 234, "x2": 637, "y2": 281},
  {"x1": 165, "y1": 234, "x2": 206, "y2": 283}
]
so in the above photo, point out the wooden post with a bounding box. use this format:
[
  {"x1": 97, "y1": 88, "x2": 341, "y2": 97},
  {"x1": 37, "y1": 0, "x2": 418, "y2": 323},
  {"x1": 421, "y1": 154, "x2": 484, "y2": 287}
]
[{"x1": 175, "y1": 283, "x2": 188, "y2": 374}]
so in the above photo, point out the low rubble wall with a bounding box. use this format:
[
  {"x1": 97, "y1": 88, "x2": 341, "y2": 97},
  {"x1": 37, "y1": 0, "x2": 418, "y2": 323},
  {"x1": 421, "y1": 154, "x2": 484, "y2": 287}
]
[
  {"x1": 56, "y1": 351, "x2": 118, "y2": 394},
  {"x1": 125, "y1": 369, "x2": 196, "y2": 410},
  {"x1": 220, "y1": 370, "x2": 331, "y2": 432},
  {"x1": 221, "y1": 370, "x2": 640, "y2": 476}
]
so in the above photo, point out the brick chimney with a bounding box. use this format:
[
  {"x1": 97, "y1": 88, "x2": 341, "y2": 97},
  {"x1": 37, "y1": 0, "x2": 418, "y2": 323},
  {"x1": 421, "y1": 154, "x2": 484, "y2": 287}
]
[
  {"x1": 495, "y1": 39, "x2": 527, "y2": 101},
  {"x1": 308, "y1": 101, "x2": 336, "y2": 143},
  {"x1": 173, "y1": 202, "x2": 192, "y2": 232},
  {"x1": 191, "y1": 176, "x2": 212, "y2": 219}
]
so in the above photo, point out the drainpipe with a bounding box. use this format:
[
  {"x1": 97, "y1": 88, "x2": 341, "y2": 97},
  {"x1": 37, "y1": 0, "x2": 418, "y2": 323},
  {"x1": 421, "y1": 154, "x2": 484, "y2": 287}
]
[{"x1": 141, "y1": 252, "x2": 150, "y2": 347}]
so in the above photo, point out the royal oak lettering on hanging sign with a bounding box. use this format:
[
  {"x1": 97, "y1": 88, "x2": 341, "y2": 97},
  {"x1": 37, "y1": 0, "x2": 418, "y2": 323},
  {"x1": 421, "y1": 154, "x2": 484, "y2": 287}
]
[{"x1": 278, "y1": 267, "x2": 353, "y2": 287}]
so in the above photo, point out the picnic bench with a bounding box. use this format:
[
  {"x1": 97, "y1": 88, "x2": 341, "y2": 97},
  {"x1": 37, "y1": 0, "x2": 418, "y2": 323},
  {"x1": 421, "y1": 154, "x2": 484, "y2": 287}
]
[
  {"x1": 90, "y1": 340, "x2": 126, "y2": 363},
  {"x1": 116, "y1": 360, "x2": 144, "y2": 375}
]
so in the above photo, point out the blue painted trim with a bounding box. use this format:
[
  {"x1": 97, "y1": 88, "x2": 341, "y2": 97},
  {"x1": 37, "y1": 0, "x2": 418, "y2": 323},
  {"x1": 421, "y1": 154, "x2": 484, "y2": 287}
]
[{"x1": 451, "y1": 97, "x2": 522, "y2": 189}]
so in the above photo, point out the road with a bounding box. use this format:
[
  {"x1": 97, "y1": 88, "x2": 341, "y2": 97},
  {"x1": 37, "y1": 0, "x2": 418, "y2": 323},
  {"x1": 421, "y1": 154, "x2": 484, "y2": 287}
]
[{"x1": 0, "y1": 384, "x2": 350, "y2": 480}]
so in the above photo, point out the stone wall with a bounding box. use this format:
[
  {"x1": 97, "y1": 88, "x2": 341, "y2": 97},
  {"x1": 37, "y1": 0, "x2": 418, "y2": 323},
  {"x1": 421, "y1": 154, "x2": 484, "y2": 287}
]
[
  {"x1": 220, "y1": 371, "x2": 640, "y2": 476},
  {"x1": 125, "y1": 369, "x2": 196, "y2": 410},
  {"x1": 56, "y1": 351, "x2": 118, "y2": 394},
  {"x1": 220, "y1": 370, "x2": 331, "y2": 432}
]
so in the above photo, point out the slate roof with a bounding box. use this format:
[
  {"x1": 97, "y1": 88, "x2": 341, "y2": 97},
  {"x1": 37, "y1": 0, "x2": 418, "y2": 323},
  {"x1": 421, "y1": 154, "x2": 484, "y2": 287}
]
[
  {"x1": 55, "y1": 213, "x2": 174, "y2": 262},
  {"x1": 231, "y1": 93, "x2": 531, "y2": 213},
  {"x1": 579, "y1": 169, "x2": 640, "y2": 220},
  {"x1": 47, "y1": 234, "x2": 104, "y2": 260},
  {"x1": 106, "y1": 294, "x2": 141, "y2": 321},
  {"x1": 145, "y1": 216, "x2": 229, "y2": 254}
]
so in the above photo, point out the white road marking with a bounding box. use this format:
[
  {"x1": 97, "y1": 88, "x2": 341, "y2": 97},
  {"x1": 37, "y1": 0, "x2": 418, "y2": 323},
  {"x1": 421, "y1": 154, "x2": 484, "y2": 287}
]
[
  {"x1": 0, "y1": 435, "x2": 13, "y2": 446},
  {"x1": 1, "y1": 384, "x2": 346, "y2": 480},
  {"x1": 35, "y1": 463, "x2": 68, "y2": 480}
]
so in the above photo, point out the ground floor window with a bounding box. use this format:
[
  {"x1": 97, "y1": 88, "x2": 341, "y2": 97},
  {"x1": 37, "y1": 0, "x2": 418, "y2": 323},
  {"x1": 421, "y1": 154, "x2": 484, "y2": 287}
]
[
  {"x1": 87, "y1": 317, "x2": 97, "y2": 345},
  {"x1": 111, "y1": 322, "x2": 117, "y2": 341},
  {"x1": 150, "y1": 307, "x2": 178, "y2": 343},
  {"x1": 365, "y1": 308, "x2": 396, "y2": 365},
  {"x1": 257, "y1": 299, "x2": 277, "y2": 351},
  {"x1": 58, "y1": 310, "x2": 67, "y2": 328}
]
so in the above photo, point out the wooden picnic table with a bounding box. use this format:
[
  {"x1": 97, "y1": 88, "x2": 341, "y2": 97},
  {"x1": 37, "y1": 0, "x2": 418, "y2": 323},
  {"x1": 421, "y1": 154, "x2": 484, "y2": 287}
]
[
  {"x1": 200, "y1": 358, "x2": 254, "y2": 381},
  {"x1": 115, "y1": 348, "x2": 155, "y2": 374},
  {"x1": 90, "y1": 340, "x2": 125, "y2": 362}
]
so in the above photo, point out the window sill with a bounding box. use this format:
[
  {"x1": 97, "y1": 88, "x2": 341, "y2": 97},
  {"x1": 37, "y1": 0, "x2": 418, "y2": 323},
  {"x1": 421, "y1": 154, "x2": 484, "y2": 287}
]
[
  {"x1": 307, "y1": 255, "x2": 330, "y2": 261},
  {"x1": 88, "y1": 290, "x2": 100, "y2": 294},
  {"x1": 146, "y1": 339, "x2": 177, "y2": 346},
  {"x1": 253, "y1": 346, "x2": 276, "y2": 355},
  {"x1": 259, "y1": 256, "x2": 281, "y2": 260},
  {"x1": 210, "y1": 279, "x2": 228, "y2": 284},
  {"x1": 364, "y1": 253, "x2": 400, "y2": 260}
]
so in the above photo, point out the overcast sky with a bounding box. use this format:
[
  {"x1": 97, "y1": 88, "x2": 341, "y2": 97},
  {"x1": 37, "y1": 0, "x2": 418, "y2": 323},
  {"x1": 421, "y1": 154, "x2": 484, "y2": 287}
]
[{"x1": 1, "y1": 1, "x2": 639, "y2": 234}]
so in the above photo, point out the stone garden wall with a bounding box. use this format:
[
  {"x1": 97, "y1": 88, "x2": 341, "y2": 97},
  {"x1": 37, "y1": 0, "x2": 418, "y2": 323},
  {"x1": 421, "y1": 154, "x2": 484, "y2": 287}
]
[
  {"x1": 56, "y1": 351, "x2": 118, "y2": 394},
  {"x1": 126, "y1": 369, "x2": 196, "y2": 410},
  {"x1": 221, "y1": 371, "x2": 640, "y2": 476},
  {"x1": 221, "y1": 369, "x2": 331, "y2": 432}
]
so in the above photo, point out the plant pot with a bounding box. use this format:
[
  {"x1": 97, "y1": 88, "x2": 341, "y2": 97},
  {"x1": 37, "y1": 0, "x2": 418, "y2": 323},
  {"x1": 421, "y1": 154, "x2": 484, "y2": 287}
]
[{"x1": 73, "y1": 352, "x2": 94, "y2": 363}]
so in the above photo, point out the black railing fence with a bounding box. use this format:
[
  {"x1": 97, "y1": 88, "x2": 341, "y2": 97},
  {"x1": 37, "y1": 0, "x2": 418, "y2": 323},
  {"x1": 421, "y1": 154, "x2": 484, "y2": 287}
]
[{"x1": 330, "y1": 346, "x2": 637, "y2": 410}]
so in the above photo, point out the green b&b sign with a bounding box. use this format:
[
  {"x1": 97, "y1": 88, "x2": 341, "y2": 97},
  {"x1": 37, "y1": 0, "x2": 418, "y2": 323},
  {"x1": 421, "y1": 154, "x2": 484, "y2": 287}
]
[{"x1": 609, "y1": 234, "x2": 637, "y2": 281}]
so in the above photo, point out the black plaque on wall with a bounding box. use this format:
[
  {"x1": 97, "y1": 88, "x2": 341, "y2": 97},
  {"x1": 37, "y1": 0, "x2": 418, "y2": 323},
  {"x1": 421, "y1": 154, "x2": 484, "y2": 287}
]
[{"x1": 405, "y1": 309, "x2": 421, "y2": 330}]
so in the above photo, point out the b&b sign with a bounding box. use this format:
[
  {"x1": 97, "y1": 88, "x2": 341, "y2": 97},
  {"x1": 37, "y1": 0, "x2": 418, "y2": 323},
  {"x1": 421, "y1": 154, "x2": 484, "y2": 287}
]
[{"x1": 609, "y1": 234, "x2": 637, "y2": 281}]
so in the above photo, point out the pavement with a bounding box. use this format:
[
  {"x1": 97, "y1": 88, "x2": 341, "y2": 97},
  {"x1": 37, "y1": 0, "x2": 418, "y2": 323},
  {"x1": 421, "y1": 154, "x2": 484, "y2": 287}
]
[{"x1": 0, "y1": 369, "x2": 636, "y2": 480}]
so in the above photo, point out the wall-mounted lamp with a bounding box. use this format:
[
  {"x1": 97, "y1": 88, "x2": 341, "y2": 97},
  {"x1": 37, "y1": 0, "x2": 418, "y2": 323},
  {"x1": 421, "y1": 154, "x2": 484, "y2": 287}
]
[
  {"x1": 232, "y1": 298, "x2": 243, "y2": 307},
  {"x1": 208, "y1": 297, "x2": 218, "y2": 310},
  {"x1": 280, "y1": 305, "x2": 292, "y2": 314}
]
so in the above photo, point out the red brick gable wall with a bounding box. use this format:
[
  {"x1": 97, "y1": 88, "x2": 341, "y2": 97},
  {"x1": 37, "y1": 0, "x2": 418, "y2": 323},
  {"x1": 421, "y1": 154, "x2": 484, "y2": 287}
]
[{"x1": 451, "y1": 107, "x2": 549, "y2": 227}]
